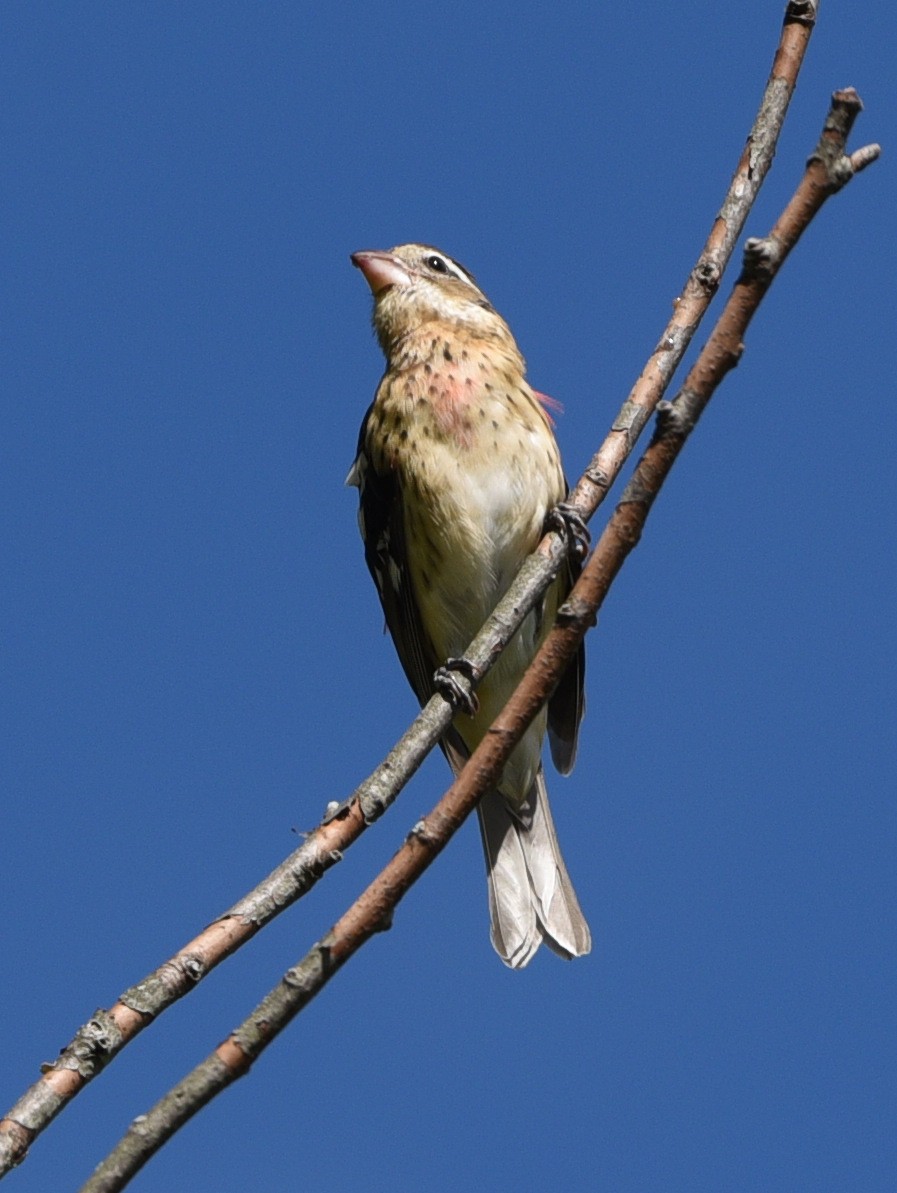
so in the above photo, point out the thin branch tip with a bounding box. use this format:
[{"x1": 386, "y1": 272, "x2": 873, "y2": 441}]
[
  {"x1": 851, "y1": 144, "x2": 881, "y2": 173},
  {"x1": 785, "y1": 0, "x2": 818, "y2": 27},
  {"x1": 806, "y1": 87, "x2": 880, "y2": 192},
  {"x1": 832, "y1": 85, "x2": 862, "y2": 108}
]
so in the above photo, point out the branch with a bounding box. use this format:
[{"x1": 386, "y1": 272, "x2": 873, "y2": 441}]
[
  {"x1": 78, "y1": 83, "x2": 878, "y2": 1193},
  {"x1": 0, "y1": 4, "x2": 821, "y2": 1180}
]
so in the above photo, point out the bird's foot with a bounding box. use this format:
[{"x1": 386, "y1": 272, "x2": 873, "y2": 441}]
[
  {"x1": 434, "y1": 657, "x2": 480, "y2": 717},
  {"x1": 545, "y1": 501, "x2": 590, "y2": 560}
]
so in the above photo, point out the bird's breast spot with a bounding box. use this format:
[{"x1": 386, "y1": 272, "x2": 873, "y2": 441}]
[{"x1": 431, "y1": 378, "x2": 475, "y2": 448}]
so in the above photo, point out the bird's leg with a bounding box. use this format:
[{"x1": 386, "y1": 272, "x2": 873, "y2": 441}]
[
  {"x1": 434, "y1": 657, "x2": 480, "y2": 717},
  {"x1": 545, "y1": 501, "x2": 590, "y2": 560}
]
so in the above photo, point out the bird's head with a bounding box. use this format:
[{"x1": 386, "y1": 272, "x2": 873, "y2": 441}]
[{"x1": 351, "y1": 243, "x2": 514, "y2": 358}]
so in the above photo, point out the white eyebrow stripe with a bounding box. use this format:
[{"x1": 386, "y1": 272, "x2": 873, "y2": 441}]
[
  {"x1": 410, "y1": 245, "x2": 482, "y2": 294},
  {"x1": 441, "y1": 258, "x2": 479, "y2": 290}
]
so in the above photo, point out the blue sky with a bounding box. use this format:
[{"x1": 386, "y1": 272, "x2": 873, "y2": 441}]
[{"x1": 2, "y1": 3, "x2": 894, "y2": 1190}]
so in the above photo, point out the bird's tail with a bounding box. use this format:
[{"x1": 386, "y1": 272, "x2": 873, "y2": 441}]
[{"x1": 476, "y1": 768, "x2": 591, "y2": 969}]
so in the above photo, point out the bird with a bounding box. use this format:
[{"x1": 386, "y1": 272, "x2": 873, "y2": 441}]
[{"x1": 347, "y1": 243, "x2": 590, "y2": 968}]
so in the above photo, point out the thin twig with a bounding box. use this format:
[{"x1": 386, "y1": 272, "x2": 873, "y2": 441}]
[
  {"x1": 0, "y1": 2, "x2": 820, "y2": 1180},
  {"x1": 79, "y1": 83, "x2": 878, "y2": 1193}
]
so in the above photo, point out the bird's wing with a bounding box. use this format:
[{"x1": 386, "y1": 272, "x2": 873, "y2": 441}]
[
  {"x1": 547, "y1": 550, "x2": 586, "y2": 776},
  {"x1": 349, "y1": 409, "x2": 440, "y2": 709}
]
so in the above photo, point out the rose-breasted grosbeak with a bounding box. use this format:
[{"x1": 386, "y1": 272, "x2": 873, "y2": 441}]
[{"x1": 348, "y1": 243, "x2": 590, "y2": 968}]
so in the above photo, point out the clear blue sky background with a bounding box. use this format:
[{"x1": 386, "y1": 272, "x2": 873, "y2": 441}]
[{"x1": 2, "y1": 4, "x2": 894, "y2": 1191}]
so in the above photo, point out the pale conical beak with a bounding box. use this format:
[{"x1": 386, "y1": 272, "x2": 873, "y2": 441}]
[{"x1": 351, "y1": 250, "x2": 411, "y2": 295}]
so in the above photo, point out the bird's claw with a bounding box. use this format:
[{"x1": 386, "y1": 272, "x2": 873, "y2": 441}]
[
  {"x1": 545, "y1": 502, "x2": 590, "y2": 560},
  {"x1": 434, "y1": 657, "x2": 480, "y2": 717}
]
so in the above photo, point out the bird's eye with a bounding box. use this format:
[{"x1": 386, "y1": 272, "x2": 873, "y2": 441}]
[{"x1": 426, "y1": 255, "x2": 449, "y2": 274}]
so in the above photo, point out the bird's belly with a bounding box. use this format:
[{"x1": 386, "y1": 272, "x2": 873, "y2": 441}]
[
  {"x1": 409, "y1": 451, "x2": 551, "y2": 657},
  {"x1": 414, "y1": 471, "x2": 552, "y2": 803},
  {"x1": 400, "y1": 417, "x2": 564, "y2": 804}
]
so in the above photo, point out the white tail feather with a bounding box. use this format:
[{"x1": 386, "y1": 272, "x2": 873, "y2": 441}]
[{"x1": 476, "y1": 771, "x2": 591, "y2": 968}]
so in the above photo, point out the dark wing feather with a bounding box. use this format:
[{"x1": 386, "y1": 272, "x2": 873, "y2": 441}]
[
  {"x1": 351, "y1": 407, "x2": 440, "y2": 709},
  {"x1": 547, "y1": 546, "x2": 586, "y2": 776}
]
